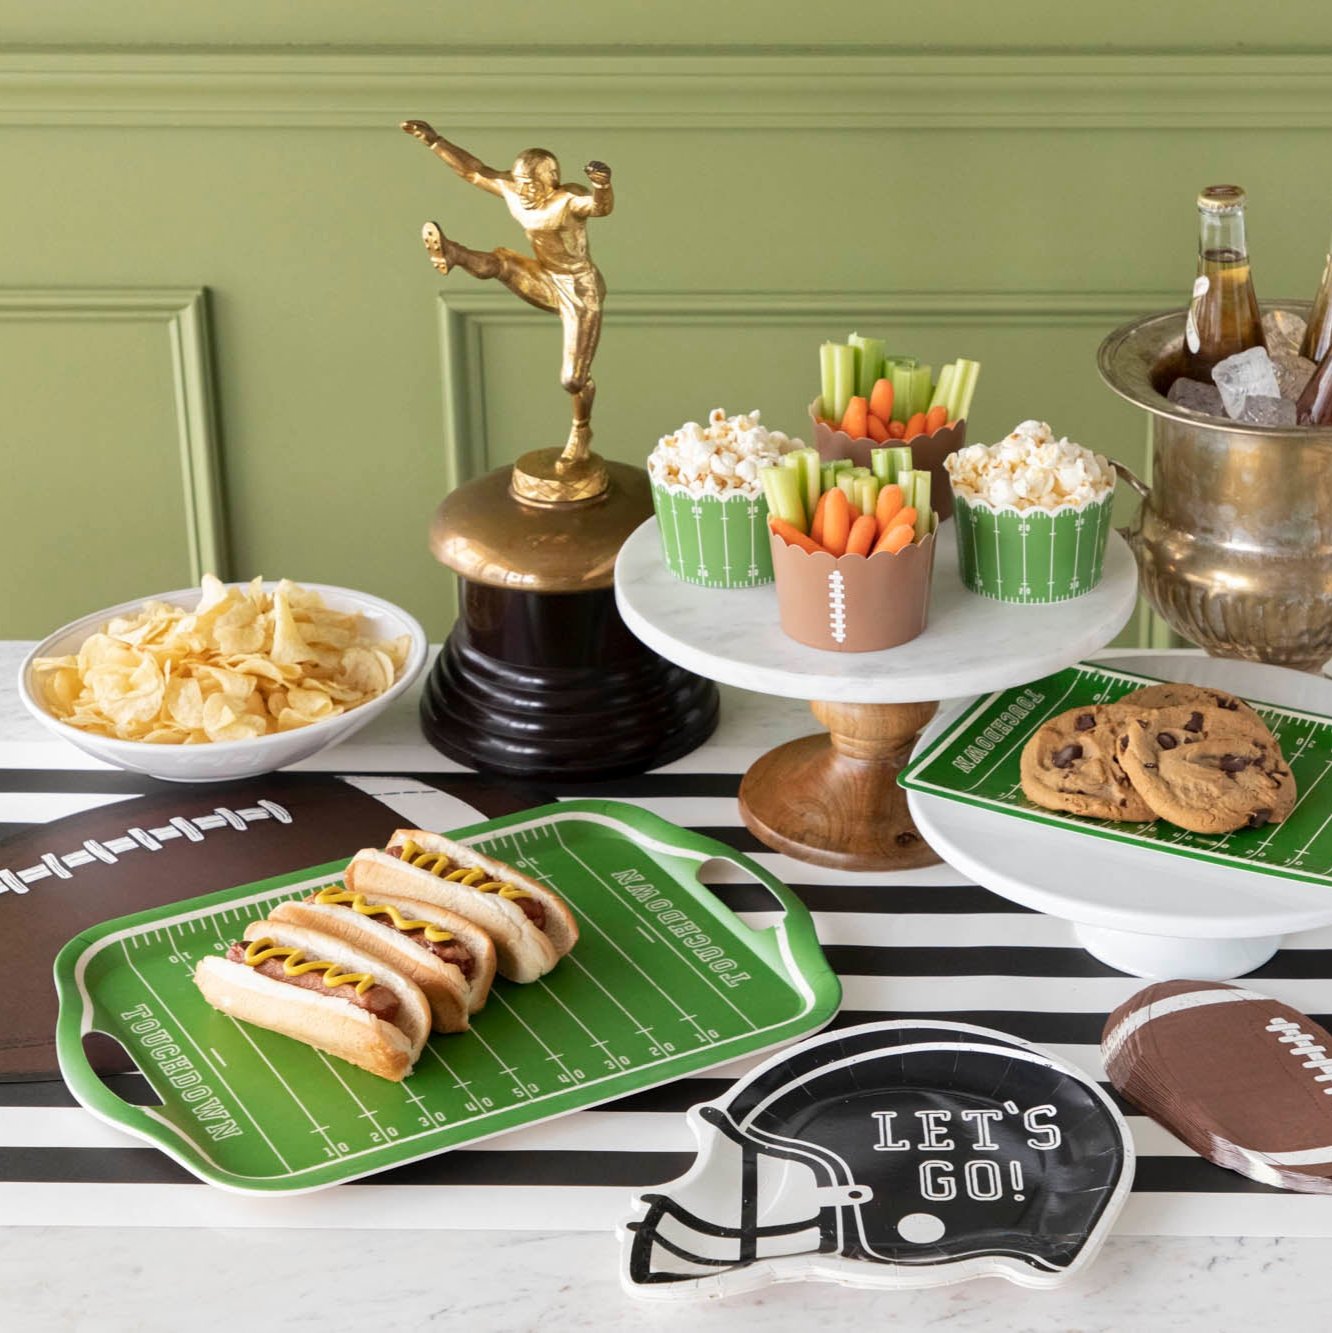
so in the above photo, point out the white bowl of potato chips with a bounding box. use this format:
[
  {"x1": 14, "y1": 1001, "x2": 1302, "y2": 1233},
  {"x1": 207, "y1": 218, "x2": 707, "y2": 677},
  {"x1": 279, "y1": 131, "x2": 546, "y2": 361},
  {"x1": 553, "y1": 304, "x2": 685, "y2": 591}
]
[{"x1": 19, "y1": 577, "x2": 428, "y2": 782}]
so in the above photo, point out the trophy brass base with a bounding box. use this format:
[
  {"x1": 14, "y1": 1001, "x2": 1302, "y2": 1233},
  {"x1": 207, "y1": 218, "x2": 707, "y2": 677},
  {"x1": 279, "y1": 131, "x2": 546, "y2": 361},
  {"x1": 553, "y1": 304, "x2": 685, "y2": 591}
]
[{"x1": 421, "y1": 578, "x2": 719, "y2": 782}]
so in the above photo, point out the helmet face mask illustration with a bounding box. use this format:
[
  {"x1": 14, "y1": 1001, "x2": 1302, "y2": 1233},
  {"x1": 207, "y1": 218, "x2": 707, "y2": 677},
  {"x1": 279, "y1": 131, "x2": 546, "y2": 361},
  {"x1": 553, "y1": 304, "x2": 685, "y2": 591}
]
[{"x1": 622, "y1": 1021, "x2": 1133, "y2": 1298}]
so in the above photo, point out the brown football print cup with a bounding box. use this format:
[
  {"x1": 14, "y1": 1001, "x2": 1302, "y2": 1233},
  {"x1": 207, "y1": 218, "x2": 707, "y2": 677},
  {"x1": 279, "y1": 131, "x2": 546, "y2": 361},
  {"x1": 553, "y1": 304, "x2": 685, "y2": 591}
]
[
  {"x1": 808, "y1": 398, "x2": 966, "y2": 521},
  {"x1": 769, "y1": 525, "x2": 937, "y2": 652}
]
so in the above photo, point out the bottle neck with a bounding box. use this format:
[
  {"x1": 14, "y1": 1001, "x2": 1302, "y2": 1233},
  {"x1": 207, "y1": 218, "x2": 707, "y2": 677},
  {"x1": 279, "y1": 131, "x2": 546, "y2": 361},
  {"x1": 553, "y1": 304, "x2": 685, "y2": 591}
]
[{"x1": 1199, "y1": 208, "x2": 1248, "y2": 262}]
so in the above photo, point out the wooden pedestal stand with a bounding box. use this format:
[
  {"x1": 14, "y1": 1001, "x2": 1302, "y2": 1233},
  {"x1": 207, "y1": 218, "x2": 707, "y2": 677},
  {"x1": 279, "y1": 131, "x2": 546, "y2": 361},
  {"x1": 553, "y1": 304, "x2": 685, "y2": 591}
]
[
  {"x1": 739, "y1": 701, "x2": 940, "y2": 871},
  {"x1": 615, "y1": 518, "x2": 1139, "y2": 873}
]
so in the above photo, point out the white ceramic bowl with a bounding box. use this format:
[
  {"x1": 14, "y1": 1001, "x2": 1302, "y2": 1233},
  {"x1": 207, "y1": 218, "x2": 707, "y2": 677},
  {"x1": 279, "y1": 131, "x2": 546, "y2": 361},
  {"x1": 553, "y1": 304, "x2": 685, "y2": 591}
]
[{"x1": 18, "y1": 581, "x2": 428, "y2": 783}]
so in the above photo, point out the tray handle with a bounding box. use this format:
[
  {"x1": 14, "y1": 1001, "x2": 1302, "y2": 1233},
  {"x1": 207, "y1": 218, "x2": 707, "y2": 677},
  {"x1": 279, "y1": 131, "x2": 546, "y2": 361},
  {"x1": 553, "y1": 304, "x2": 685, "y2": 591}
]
[
  {"x1": 687, "y1": 842, "x2": 829, "y2": 980},
  {"x1": 55, "y1": 1026, "x2": 172, "y2": 1145}
]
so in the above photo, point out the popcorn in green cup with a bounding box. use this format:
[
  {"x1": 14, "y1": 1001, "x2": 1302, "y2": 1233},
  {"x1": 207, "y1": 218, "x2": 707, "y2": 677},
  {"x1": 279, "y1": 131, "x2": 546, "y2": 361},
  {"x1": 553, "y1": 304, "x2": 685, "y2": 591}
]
[
  {"x1": 647, "y1": 408, "x2": 802, "y2": 589},
  {"x1": 945, "y1": 421, "x2": 1117, "y2": 603}
]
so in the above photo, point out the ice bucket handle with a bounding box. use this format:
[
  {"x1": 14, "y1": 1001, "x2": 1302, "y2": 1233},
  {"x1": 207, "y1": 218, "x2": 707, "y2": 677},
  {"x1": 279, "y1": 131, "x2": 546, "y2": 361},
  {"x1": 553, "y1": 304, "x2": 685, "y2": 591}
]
[{"x1": 1112, "y1": 459, "x2": 1149, "y2": 543}]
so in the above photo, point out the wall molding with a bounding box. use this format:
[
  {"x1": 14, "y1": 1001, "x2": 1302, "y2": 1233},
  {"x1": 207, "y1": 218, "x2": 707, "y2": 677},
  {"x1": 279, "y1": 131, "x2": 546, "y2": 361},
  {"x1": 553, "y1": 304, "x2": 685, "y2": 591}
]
[
  {"x1": 437, "y1": 285, "x2": 1176, "y2": 645},
  {"x1": 5, "y1": 50, "x2": 1332, "y2": 129},
  {"x1": 0, "y1": 287, "x2": 228, "y2": 582},
  {"x1": 437, "y1": 286, "x2": 1179, "y2": 483}
]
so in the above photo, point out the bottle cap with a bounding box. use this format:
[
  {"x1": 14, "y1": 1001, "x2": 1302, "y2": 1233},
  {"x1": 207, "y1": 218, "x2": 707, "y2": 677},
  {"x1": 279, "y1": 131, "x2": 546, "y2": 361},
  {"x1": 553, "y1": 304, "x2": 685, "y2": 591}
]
[{"x1": 1197, "y1": 185, "x2": 1247, "y2": 214}]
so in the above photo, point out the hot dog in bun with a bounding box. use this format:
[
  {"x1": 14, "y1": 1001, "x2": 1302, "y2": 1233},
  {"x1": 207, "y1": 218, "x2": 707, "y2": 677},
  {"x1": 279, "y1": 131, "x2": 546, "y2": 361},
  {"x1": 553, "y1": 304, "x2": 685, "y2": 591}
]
[
  {"x1": 194, "y1": 919, "x2": 431, "y2": 1081},
  {"x1": 345, "y1": 829, "x2": 578, "y2": 984},
  {"x1": 266, "y1": 886, "x2": 496, "y2": 1033}
]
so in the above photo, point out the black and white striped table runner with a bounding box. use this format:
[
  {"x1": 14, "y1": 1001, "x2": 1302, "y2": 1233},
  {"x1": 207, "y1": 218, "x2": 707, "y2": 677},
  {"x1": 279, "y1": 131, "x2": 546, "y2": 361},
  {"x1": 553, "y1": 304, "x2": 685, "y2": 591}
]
[{"x1": 5, "y1": 744, "x2": 1332, "y2": 1237}]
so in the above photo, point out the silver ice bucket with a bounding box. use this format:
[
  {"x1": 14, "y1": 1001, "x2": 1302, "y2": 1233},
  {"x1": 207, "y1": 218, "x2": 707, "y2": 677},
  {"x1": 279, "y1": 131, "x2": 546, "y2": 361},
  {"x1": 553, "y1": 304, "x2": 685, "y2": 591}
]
[{"x1": 1099, "y1": 302, "x2": 1332, "y2": 673}]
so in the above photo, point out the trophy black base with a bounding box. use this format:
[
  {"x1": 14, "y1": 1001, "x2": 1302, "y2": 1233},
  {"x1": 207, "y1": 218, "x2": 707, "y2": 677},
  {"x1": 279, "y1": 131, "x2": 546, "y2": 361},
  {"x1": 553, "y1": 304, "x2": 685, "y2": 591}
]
[{"x1": 420, "y1": 579, "x2": 719, "y2": 783}]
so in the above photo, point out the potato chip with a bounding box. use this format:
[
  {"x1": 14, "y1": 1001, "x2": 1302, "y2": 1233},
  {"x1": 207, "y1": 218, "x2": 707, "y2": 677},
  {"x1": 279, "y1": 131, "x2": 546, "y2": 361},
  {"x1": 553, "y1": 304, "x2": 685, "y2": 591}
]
[{"x1": 31, "y1": 576, "x2": 407, "y2": 744}]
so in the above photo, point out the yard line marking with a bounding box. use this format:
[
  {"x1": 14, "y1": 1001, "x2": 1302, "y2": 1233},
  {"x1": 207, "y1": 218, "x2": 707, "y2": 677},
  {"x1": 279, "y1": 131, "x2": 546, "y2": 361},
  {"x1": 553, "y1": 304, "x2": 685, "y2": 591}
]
[
  {"x1": 418, "y1": 1043, "x2": 482, "y2": 1118},
  {"x1": 465, "y1": 1023, "x2": 532, "y2": 1099},
  {"x1": 545, "y1": 825, "x2": 751, "y2": 1035},
  {"x1": 209, "y1": 1049, "x2": 227, "y2": 1068},
  {"x1": 635, "y1": 925, "x2": 655, "y2": 943},
  {"x1": 1263, "y1": 755, "x2": 1332, "y2": 857},
  {"x1": 1295, "y1": 803, "x2": 1332, "y2": 865},
  {"x1": 491, "y1": 992, "x2": 578, "y2": 1083},
  {"x1": 536, "y1": 978, "x2": 628, "y2": 1067},
  {"x1": 313, "y1": 1049, "x2": 390, "y2": 1143},
  {"x1": 1245, "y1": 728, "x2": 1317, "y2": 853},
  {"x1": 562, "y1": 953, "x2": 655, "y2": 1043},
  {"x1": 117, "y1": 938, "x2": 292, "y2": 1173}
]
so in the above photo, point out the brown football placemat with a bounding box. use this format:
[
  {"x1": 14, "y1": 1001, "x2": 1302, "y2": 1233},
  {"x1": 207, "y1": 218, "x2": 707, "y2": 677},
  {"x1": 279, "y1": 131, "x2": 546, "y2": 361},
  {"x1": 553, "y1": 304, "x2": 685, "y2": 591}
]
[{"x1": 0, "y1": 772, "x2": 531, "y2": 1080}]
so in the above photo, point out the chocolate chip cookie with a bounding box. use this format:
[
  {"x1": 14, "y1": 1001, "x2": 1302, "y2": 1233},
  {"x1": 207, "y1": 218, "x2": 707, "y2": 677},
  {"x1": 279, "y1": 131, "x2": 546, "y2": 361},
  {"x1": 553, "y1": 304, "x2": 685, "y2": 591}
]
[
  {"x1": 1117, "y1": 704, "x2": 1296, "y2": 834},
  {"x1": 1021, "y1": 705, "x2": 1154, "y2": 821},
  {"x1": 1117, "y1": 682, "x2": 1261, "y2": 724}
]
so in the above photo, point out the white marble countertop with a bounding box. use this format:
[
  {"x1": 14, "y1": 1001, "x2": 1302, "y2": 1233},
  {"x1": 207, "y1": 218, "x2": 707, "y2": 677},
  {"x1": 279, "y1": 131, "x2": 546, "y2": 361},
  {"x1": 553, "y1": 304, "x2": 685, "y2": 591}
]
[{"x1": 3, "y1": 640, "x2": 1331, "y2": 1332}]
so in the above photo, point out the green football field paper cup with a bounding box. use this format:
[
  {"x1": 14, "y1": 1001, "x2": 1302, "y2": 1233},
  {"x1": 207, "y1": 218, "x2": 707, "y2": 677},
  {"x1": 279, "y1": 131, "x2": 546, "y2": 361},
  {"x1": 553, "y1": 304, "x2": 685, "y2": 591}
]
[
  {"x1": 950, "y1": 485, "x2": 1115, "y2": 603},
  {"x1": 651, "y1": 482, "x2": 775, "y2": 588}
]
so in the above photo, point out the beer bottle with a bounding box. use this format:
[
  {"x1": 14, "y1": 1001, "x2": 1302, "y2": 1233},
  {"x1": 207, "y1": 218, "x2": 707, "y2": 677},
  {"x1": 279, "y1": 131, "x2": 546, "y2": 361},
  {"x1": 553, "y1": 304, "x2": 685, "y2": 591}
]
[
  {"x1": 1299, "y1": 227, "x2": 1332, "y2": 364},
  {"x1": 1183, "y1": 185, "x2": 1265, "y2": 381},
  {"x1": 1296, "y1": 346, "x2": 1332, "y2": 425}
]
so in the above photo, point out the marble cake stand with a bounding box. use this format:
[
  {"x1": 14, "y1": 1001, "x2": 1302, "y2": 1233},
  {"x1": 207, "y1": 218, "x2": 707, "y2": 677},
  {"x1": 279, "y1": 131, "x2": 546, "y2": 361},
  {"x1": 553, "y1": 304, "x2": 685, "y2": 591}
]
[{"x1": 615, "y1": 518, "x2": 1139, "y2": 871}]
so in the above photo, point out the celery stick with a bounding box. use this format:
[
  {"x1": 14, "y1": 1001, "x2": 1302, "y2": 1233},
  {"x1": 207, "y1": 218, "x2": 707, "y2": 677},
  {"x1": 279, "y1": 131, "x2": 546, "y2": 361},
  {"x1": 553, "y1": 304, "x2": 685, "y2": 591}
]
[
  {"x1": 888, "y1": 445, "x2": 913, "y2": 478},
  {"x1": 948, "y1": 358, "x2": 981, "y2": 422},
  {"x1": 870, "y1": 447, "x2": 892, "y2": 483},
  {"x1": 930, "y1": 363, "x2": 956, "y2": 412},
  {"x1": 885, "y1": 355, "x2": 916, "y2": 370},
  {"x1": 912, "y1": 473, "x2": 932, "y2": 541},
  {"x1": 760, "y1": 464, "x2": 807, "y2": 531},
  {"x1": 896, "y1": 470, "x2": 913, "y2": 506},
  {"x1": 819, "y1": 343, "x2": 838, "y2": 420},
  {"x1": 822, "y1": 343, "x2": 857, "y2": 425},
  {"x1": 849, "y1": 333, "x2": 886, "y2": 399},
  {"x1": 836, "y1": 472, "x2": 860, "y2": 507},
  {"x1": 820, "y1": 465, "x2": 838, "y2": 493},
  {"x1": 890, "y1": 364, "x2": 914, "y2": 423},
  {"x1": 786, "y1": 447, "x2": 821, "y2": 523},
  {"x1": 910, "y1": 366, "x2": 934, "y2": 419},
  {"x1": 854, "y1": 475, "x2": 879, "y2": 516}
]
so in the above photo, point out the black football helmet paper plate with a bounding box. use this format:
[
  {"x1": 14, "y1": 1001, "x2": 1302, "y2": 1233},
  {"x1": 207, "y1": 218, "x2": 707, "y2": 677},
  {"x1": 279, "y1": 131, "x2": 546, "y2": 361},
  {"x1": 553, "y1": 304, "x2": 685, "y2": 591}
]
[{"x1": 621, "y1": 1020, "x2": 1133, "y2": 1298}]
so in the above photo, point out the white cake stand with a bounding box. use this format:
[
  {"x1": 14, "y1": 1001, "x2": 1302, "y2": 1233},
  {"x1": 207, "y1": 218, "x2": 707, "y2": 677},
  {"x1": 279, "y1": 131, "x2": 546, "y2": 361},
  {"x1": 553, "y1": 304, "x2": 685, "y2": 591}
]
[
  {"x1": 908, "y1": 650, "x2": 1332, "y2": 980},
  {"x1": 615, "y1": 518, "x2": 1139, "y2": 871}
]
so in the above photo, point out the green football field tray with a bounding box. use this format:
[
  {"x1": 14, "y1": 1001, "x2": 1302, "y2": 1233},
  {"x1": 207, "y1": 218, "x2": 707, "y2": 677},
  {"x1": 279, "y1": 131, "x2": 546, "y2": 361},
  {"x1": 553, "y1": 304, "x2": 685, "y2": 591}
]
[
  {"x1": 899, "y1": 661, "x2": 1332, "y2": 887},
  {"x1": 54, "y1": 800, "x2": 841, "y2": 1195}
]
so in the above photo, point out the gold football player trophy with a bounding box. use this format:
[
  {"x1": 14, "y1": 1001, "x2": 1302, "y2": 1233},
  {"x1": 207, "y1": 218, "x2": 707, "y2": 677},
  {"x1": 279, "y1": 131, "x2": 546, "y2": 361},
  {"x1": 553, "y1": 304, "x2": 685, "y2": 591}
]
[
  {"x1": 404, "y1": 120, "x2": 718, "y2": 781},
  {"x1": 403, "y1": 119, "x2": 612, "y2": 502}
]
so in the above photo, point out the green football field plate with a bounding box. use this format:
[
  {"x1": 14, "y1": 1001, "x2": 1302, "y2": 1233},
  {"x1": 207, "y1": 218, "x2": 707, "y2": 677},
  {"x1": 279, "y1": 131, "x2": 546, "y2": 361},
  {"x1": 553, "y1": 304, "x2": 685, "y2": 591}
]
[
  {"x1": 899, "y1": 662, "x2": 1332, "y2": 886},
  {"x1": 55, "y1": 800, "x2": 841, "y2": 1195}
]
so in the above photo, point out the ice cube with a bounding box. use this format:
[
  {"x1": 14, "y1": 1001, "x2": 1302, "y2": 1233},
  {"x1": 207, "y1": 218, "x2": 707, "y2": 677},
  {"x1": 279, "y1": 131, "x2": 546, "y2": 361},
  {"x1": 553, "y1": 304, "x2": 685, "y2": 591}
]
[
  {"x1": 1273, "y1": 354, "x2": 1316, "y2": 402},
  {"x1": 1211, "y1": 346, "x2": 1281, "y2": 419},
  {"x1": 1237, "y1": 395, "x2": 1297, "y2": 427},
  {"x1": 1166, "y1": 377, "x2": 1226, "y2": 417},
  {"x1": 1263, "y1": 309, "x2": 1308, "y2": 361}
]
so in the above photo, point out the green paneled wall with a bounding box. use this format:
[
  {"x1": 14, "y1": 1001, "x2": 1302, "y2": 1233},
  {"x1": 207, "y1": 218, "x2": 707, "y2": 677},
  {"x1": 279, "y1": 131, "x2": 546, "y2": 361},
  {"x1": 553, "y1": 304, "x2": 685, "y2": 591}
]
[{"x1": 3, "y1": 7, "x2": 1331, "y2": 640}]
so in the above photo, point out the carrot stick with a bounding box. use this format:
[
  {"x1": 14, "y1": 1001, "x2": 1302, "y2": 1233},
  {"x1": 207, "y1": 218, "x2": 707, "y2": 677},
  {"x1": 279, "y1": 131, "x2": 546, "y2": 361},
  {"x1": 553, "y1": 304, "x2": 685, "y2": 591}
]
[
  {"x1": 769, "y1": 516, "x2": 825, "y2": 555},
  {"x1": 809, "y1": 490, "x2": 831, "y2": 546},
  {"x1": 887, "y1": 419, "x2": 906, "y2": 439},
  {"x1": 869, "y1": 378, "x2": 894, "y2": 424},
  {"x1": 840, "y1": 396, "x2": 869, "y2": 440},
  {"x1": 822, "y1": 487, "x2": 852, "y2": 557},
  {"x1": 889, "y1": 506, "x2": 918, "y2": 533},
  {"x1": 846, "y1": 513, "x2": 877, "y2": 557},
  {"x1": 873, "y1": 522, "x2": 915, "y2": 555},
  {"x1": 866, "y1": 414, "x2": 891, "y2": 443},
  {"x1": 903, "y1": 411, "x2": 928, "y2": 441},
  {"x1": 925, "y1": 404, "x2": 949, "y2": 434},
  {"x1": 875, "y1": 483, "x2": 904, "y2": 530}
]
